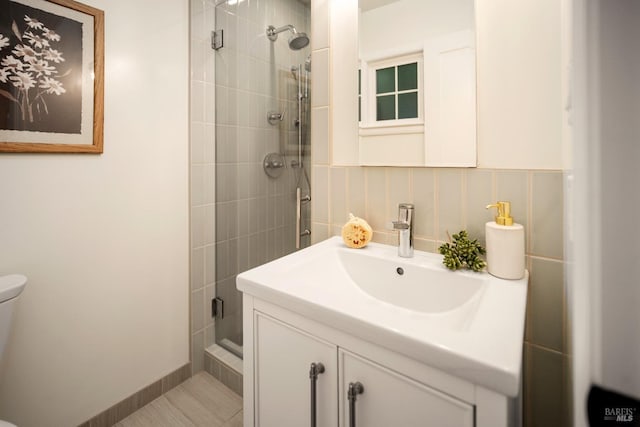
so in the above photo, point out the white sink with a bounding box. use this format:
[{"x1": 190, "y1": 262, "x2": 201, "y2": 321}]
[
  {"x1": 338, "y1": 248, "x2": 486, "y2": 314},
  {"x1": 237, "y1": 236, "x2": 528, "y2": 397}
]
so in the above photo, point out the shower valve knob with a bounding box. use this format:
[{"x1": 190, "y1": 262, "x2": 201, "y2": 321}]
[{"x1": 267, "y1": 110, "x2": 285, "y2": 125}]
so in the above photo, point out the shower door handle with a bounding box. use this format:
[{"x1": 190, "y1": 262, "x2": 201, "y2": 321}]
[
  {"x1": 296, "y1": 188, "x2": 311, "y2": 248},
  {"x1": 296, "y1": 188, "x2": 302, "y2": 249},
  {"x1": 309, "y1": 362, "x2": 325, "y2": 427},
  {"x1": 347, "y1": 382, "x2": 364, "y2": 427},
  {"x1": 296, "y1": 187, "x2": 311, "y2": 249}
]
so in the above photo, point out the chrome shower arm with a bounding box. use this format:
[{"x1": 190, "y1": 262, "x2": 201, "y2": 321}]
[
  {"x1": 266, "y1": 24, "x2": 309, "y2": 50},
  {"x1": 267, "y1": 25, "x2": 297, "y2": 41}
]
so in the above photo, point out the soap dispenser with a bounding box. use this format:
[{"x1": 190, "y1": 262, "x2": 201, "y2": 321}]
[{"x1": 485, "y1": 201, "x2": 525, "y2": 280}]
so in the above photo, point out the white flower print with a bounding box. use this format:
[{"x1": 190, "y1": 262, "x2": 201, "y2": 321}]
[
  {"x1": 42, "y1": 28, "x2": 61, "y2": 42},
  {"x1": 0, "y1": 68, "x2": 9, "y2": 83},
  {"x1": 24, "y1": 31, "x2": 49, "y2": 49},
  {"x1": 13, "y1": 44, "x2": 38, "y2": 63},
  {"x1": 43, "y1": 48, "x2": 64, "y2": 63},
  {"x1": 0, "y1": 34, "x2": 9, "y2": 50},
  {"x1": 27, "y1": 59, "x2": 55, "y2": 77},
  {"x1": 24, "y1": 15, "x2": 44, "y2": 30},
  {"x1": 9, "y1": 71, "x2": 35, "y2": 90},
  {"x1": 1, "y1": 55, "x2": 24, "y2": 71},
  {"x1": 39, "y1": 76, "x2": 65, "y2": 95},
  {"x1": 1, "y1": 13, "x2": 72, "y2": 124}
]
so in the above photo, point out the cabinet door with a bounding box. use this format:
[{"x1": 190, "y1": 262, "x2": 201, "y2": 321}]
[
  {"x1": 255, "y1": 313, "x2": 338, "y2": 427},
  {"x1": 339, "y1": 350, "x2": 474, "y2": 427}
]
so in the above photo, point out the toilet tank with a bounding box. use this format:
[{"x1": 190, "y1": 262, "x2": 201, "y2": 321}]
[{"x1": 0, "y1": 274, "x2": 27, "y2": 358}]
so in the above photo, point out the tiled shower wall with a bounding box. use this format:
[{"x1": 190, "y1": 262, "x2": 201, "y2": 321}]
[{"x1": 190, "y1": 0, "x2": 312, "y2": 373}]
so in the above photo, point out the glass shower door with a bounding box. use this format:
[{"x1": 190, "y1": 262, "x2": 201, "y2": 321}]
[{"x1": 213, "y1": 0, "x2": 311, "y2": 358}]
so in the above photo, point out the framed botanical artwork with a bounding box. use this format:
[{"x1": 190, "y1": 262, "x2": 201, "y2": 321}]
[{"x1": 0, "y1": 0, "x2": 104, "y2": 153}]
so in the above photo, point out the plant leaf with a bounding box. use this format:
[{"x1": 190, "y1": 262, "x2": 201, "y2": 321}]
[
  {"x1": 11, "y1": 20, "x2": 22, "y2": 41},
  {"x1": 0, "y1": 88, "x2": 19, "y2": 103},
  {"x1": 58, "y1": 68, "x2": 72, "y2": 78}
]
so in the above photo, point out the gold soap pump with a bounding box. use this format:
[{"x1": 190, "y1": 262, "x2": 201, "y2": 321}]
[
  {"x1": 486, "y1": 201, "x2": 514, "y2": 226},
  {"x1": 484, "y1": 201, "x2": 525, "y2": 280}
]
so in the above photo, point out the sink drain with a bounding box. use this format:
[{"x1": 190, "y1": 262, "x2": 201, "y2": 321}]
[{"x1": 396, "y1": 267, "x2": 404, "y2": 275}]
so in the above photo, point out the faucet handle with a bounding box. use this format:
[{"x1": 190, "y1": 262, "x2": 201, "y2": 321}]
[
  {"x1": 394, "y1": 203, "x2": 414, "y2": 258},
  {"x1": 392, "y1": 221, "x2": 410, "y2": 230},
  {"x1": 397, "y1": 203, "x2": 414, "y2": 222}
]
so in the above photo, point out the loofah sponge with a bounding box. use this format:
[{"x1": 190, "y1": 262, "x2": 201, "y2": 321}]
[{"x1": 341, "y1": 213, "x2": 373, "y2": 249}]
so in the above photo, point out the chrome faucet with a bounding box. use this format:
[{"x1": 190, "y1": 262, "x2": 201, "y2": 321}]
[{"x1": 392, "y1": 203, "x2": 414, "y2": 258}]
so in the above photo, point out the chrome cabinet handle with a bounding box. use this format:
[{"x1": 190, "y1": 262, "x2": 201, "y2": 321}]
[
  {"x1": 309, "y1": 362, "x2": 325, "y2": 427},
  {"x1": 347, "y1": 381, "x2": 364, "y2": 427}
]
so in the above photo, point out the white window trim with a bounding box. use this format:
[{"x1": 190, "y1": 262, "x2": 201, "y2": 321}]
[{"x1": 359, "y1": 52, "x2": 424, "y2": 135}]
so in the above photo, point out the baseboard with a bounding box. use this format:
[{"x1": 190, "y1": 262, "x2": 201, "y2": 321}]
[{"x1": 77, "y1": 362, "x2": 191, "y2": 427}]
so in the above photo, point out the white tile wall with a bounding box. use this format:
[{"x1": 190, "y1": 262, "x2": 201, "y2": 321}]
[{"x1": 312, "y1": 167, "x2": 564, "y2": 259}]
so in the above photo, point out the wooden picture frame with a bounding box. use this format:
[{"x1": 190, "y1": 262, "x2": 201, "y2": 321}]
[{"x1": 0, "y1": 0, "x2": 104, "y2": 153}]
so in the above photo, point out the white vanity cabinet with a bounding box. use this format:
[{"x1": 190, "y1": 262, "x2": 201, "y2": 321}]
[
  {"x1": 239, "y1": 238, "x2": 526, "y2": 427},
  {"x1": 339, "y1": 350, "x2": 474, "y2": 427},
  {"x1": 254, "y1": 313, "x2": 337, "y2": 427},
  {"x1": 245, "y1": 298, "x2": 494, "y2": 427}
]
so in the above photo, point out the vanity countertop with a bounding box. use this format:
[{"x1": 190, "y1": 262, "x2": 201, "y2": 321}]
[{"x1": 237, "y1": 236, "x2": 528, "y2": 397}]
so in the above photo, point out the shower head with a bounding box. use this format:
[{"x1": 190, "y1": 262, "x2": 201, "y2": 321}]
[
  {"x1": 288, "y1": 32, "x2": 310, "y2": 50},
  {"x1": 266, "y1": 24, "x2": 310, "y2": 50}
]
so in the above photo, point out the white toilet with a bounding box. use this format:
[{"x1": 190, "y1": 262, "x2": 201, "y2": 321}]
[{"x1": 0, "y1": 274, "x2": 27, "y2": 427}]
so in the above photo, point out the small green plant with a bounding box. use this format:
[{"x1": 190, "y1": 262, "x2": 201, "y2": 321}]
[{"x1": 438, "y1": 230, "x2": 486, "y2": 272}]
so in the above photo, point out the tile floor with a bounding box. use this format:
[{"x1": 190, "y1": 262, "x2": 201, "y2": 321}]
[{"x1": 114, "y1": 372, "x2": 242, "y2": 427}]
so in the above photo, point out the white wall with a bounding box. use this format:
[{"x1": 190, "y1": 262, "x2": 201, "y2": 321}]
[{"x1": 0, "y1": 1, "x2": 190, "y2": 426}]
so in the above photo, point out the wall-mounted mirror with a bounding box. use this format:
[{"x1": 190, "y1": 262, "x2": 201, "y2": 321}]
[
  {"x1": 359, "y1": 0, "x2": 476, "y2": 167},
  {"x1": 332, "y1": 0, "x2": 477, "y2": 167}
]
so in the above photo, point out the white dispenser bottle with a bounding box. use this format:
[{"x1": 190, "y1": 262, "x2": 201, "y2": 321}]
[{"x1": 485, "y1": 201, "x2": 525, "y2": 280}]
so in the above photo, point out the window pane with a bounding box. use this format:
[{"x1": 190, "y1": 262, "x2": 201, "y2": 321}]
[
  {"x1": 398, "y1": 92, "x2": 418, "y2": 119},
  {"x1": 376, "y1": 67, "x2": 395, "y2": 94},
  {"x1": 398, "y1": 62, "x2": 418, "y2": 91},
  {"x1": 376, "y1": 95, "x2": 396, "y2": 121}
]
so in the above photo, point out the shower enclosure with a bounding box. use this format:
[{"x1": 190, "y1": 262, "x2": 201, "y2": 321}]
[{"x1": 213, "y1": 0, "x2": 312, "y2": 358}]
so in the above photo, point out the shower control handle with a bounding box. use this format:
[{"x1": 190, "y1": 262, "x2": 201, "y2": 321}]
[
  {"x1": 309, "y1": 362, "x2": 325, "y2": 427},
  {"x1": 267, "y1": 110, "x2": 285, "y2": 125}
]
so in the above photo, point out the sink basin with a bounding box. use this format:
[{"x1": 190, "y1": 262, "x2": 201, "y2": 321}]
[
  {"x1": 237, "y1": 236, "x2": 528, "y2": 397},
  {"x1": 338, "y1": 248, "x2": 486, "y2": 313}
]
